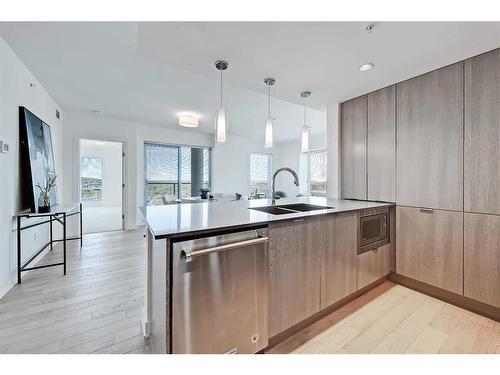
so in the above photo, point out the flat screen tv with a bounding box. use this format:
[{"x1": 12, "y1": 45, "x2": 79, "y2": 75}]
[{"x1": 19, "y1": 107, "x2": 58, "y2": 213}]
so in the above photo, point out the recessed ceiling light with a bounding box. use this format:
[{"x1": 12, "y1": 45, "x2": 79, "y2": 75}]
[
  {"x1": 359, "y1": 63, "x2": 374, "y2": 72},
  {"x1": 178, "y1": 114, "x2": 199, "y2": 128}
]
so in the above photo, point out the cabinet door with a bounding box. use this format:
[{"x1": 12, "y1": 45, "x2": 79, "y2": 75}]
[
  {"x1": 268, "y1": 218, "x2": 321, "y2": 337},
  {"x1": 465, "y1": 49, "x2": 500, "y2": 215},
  {"x1": 464, "y1": 213, "x2": 500, "y2": 307},
  {"x1": 396, "y1": 206, "x2": 463, "y2": 294},
  {"x1": 356, "y1": 244, "x2": 391, "y2": 290},
  {"x1": 368, "y1": 86, "x2": 396, "y2": 202},
  {"x1": 320, "y1": 212, "x2": 357, "y2": 309},
  {"x1": 341, "y1": 96, "x2": 367, "y2": 200},
  {"x1": 396, "y1": 63, "x2": 463, "y2": 211}
]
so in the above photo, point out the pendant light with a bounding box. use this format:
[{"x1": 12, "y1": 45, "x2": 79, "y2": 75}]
[
  {"x1": 300, "y1": 90, "x2": 311, "y2": 153},
  {"x1": 215, "y1": 60, "x2": 229, "y2": 143},
  {"x1": 263, "y1": 77, "x2": 275, "y2": 148}
]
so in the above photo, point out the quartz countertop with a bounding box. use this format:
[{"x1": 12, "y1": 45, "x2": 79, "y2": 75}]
[{"x1": 139, "y1": 196, "x2": 393, "y2": 240}]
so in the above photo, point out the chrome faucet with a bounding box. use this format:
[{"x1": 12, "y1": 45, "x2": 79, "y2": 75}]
[{"x1": 271, "y1": 167, "x2": 299, "y2": 205}]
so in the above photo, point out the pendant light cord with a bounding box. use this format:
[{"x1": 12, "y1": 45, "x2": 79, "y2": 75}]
[
  {"x1": 268, "y1": 86, "x2": 271, "y2": 118},
  {"x1": 220, "y1": 69, "x2": 223, "y2": 107},
  {"x1": 303, "y1": 98, "x2": 307, "y2": 126}
]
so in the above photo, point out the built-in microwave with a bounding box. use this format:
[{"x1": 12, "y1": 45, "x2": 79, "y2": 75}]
[{"x1": 358, "y1": 207, "x2": 389, "y2": 255}]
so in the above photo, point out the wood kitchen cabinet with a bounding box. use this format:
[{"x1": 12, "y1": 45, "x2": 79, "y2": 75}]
[
  {"x1": 341, "y1": 96, "x2": 367, "y2": 200},
  {"x1": 465, "y1": 49, "x2": 500, "y2": 215},
  {"x1": 268, "y1": 217, "x2": 321, "y2": 337},
  {"x1": 367, "y1": 86, "x2": 396, "y2": 202},
  {"x1": 396, "y1": 63, "x2": 463, "y2": 211},
  {"x1": 464, "y1": 213, "x2": 500, "y2": 308},
  {"x1": 396, "y1": 206, "x2": 463, "y2": 294},
  {"x1": 320, "y1": 212, "x2": 358, "y2": 308},
  {"x1": 356, "y1": 244, "x2": 391, "y2": 290}
]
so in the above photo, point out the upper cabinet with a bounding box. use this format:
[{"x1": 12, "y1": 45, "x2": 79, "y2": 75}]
[
  {"x1": 465, "y1": 49, "x2": 500, "y2": 215},
  {"x1": 396, "y1": 63, "x2": 464, "y2": 211},
  {"x1": 341, "y1": 96, "x2": 367, "y2": 200},
  {"x1": 367, "y1": 86, "x2": 396, "y2": 202}
]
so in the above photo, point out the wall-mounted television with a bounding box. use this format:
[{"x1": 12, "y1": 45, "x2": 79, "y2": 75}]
[{"x1": 19, "y1": 107, "x2": 57, "y2": 213}]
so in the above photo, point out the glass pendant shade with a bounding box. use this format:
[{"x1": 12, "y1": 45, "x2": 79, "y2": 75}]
[
  {"x1": 264, "y1": 117, "x2": 273, "y2": 148},
  {"x1": 301, "y1": 125, "x2": 309, "y2": 153},
  {"x1": 215, "y1": 107, "x2": 227, "y2": 143}
]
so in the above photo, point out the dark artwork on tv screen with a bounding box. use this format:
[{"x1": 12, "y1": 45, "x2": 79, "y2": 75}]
[{"x1": 19, "y1": 107, "x2": 57, "y2": 212}]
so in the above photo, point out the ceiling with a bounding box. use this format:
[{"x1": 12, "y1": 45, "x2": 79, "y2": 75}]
[{"x1": 1, "y1": 22, "x2": 500, "y2": 143}]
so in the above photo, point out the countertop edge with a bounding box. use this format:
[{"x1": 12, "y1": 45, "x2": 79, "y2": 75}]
[{"x1": 140, "y1": 202, "x2": 394, "y2": 241}]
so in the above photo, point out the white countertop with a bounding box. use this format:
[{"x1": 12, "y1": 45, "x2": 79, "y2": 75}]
[{"x1": 139, "y1": 196, "x2": 393, "y2": 239}]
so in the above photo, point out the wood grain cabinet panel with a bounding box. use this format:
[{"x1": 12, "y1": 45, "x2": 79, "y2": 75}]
[
  {"x1": 396, "y1": 206, "x2": 463, "y2": 294},
  {"x1": 464, "y1": 49, "x2": 500, "y2": 215},
  {"x1": 396, "y1": 63, "x2": 463, "y2": 211},
  {"x1": 341, "y1": 96, "x2": 367, "y2": 200},
  {"x1": 367, "y1": 86, "x2": 396, "y2": 202},
  {"x1": 464, "y1": 213, "x2": 500, "y2": 308},
  {"x1": 320, "y1": 212, "x2": 358, "y2": 309},
  {"x1": 268, "y1": 218, "x2": 321, "y2": 337},
  {"x1": 356, "y1": 244, "x2": 391, "y2": 290}
]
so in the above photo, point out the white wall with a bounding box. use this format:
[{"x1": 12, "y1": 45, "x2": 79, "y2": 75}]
[
  {"x1": 80, "y1": 140, "x2": 123, "y2": 206},
  {"x1": 326, "y1": 103, "x2": 340, "y2": 199},
  {"x1": 63, "y1": 111, "x2": 213, "y2": 230},
  {"x1": 0, "y1": 37, "x2": 64, "y2": 297},
  {"x1": 272, "y1": 134, "x2": 327, "y2": 197},
  {"x1": 211, "y1": 134, "x2": 270, "y2": 197}
]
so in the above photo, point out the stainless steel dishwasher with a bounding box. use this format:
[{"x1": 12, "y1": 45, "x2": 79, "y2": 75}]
[{"x1": 172, "y1": 228, "x2": 268, "y2": 354}]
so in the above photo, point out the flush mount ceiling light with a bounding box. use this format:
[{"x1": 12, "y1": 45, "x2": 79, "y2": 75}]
[
  {"x1": 178, "y1": 114, "x2": 199, "y2": 128},
  {"x1": 359, "y1": 63, "x2": 374, "y2": 72},
  {"x1": 263, "y1": 77, "x2": 275, "y2": 148},
  {"x1": 214, "y1": 59, "x2": 229, "y2": 143},
  {"x1": 300, "y1": 90, "x2": 311, "y2": 153}
]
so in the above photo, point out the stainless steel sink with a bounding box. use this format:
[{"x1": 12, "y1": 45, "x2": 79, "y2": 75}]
[{"x1": 249, "y1": 203, "x2": 333, "y2": 215}]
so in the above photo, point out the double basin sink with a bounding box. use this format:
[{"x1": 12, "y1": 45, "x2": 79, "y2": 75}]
[{"x1": 249, "y1": 203, "x2": 333, "y2": 215}]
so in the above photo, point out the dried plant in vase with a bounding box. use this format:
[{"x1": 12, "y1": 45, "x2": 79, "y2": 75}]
[{"x1": 36, "y1": 175, "x2": 57, "y2": 213}]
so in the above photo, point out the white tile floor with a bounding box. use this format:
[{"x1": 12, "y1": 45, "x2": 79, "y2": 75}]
[{"x1": 82, "y1": 205, "x2": 123, "y2": 234}]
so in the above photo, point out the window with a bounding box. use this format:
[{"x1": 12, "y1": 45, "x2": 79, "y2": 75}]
[
  {"x1": 250, "y1": 153, "x2": 272, "y2": 198},
  {"x1": 81, "y1": 157, "x2": 103, "y2": 201},
  {"x1": 307, "y1": 149, "x2": 327, "y2": 195},
  {"x1": 145, "y1": 143, "x2": 210, "y2": 205}
]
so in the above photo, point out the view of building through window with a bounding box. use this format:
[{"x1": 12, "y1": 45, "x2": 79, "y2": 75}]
[
  {"x1": 81, "y1": 157, "x2": 103, "y2": 201},
  {"x1": 250, "y1": 153, "x2": 272, "y2": 198},
  {"x1": 144, "y1": 143, "x2": 210, "y2": 205},
  {"x1": 307, "y1": 149, "x2": 327, "y2": 195}
]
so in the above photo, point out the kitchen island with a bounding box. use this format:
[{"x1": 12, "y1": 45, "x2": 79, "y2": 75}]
[{"x1": 140, "y1": 197, "x2": 394, "y2": 353}]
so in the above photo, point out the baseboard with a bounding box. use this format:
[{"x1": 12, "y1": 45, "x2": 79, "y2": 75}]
[
  {"x1": 0, "y1": 244, "x2": 52, "y2": 300},
  {"x1": 389, "y1": 273, "x2": 500, "y2": 322},
  {"x1": 0, "y1": 278, "x2": 15, "y2": 299},
  {"x1": 142, "y1": 319, "x2": 151, "y2": 338}
]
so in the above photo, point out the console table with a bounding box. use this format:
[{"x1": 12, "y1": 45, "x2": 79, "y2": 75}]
[{"x1": 16, "y1": 203, "x2": 83, "y2": 284}]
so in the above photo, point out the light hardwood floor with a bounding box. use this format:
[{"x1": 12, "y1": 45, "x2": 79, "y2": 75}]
[
  {"x1": 268, "y1": 281, "x2": 500, "y2": 354},
  {"x1": 0, "y1": 228, "x2": 150, "y2": 354},
  {"x1": 2, "y1": 230, "x2": 498, "y2": 354}
]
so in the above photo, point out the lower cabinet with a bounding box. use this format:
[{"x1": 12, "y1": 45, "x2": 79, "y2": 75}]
[
  {"x1": 396, "y1": 206, "x2": 463, "y2": 294},
  {"x1": 320, "y1": 212, "x2": 358, "y2": 309},
  {"x1": 268, "y1": 217, "x2": 321, "y2": 337},
  {"x1": 464, "y1": 213, "x2": 500, "y2": 308},
  {"x1": 268, "y1": 212, "x2": 359, "y2": 337},
  {"x1": 356, "y1": 244, "x2": 391, "y2": 290}
]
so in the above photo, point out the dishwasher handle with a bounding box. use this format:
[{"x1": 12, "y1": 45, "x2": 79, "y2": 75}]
[{"x1": 181, "y1": 236, "x2": 268, "y2": 261}]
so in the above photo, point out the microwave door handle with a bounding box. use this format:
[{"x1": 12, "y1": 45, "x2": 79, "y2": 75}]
[{"x1": 182, "y1": 237, "x2": 268, "y2": 261}]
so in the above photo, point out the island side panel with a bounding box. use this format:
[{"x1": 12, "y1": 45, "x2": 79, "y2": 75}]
[{"x1": 149, "y1": 231, "x2": 170, "y2": 353}]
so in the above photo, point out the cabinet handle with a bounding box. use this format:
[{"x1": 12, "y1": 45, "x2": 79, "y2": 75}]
[
  {"x1": 419, "y1": 208, "x2": 434, "y2": 214},
  {"x1": 292, "y1": 219, "x2": 305, "y2": 223}
]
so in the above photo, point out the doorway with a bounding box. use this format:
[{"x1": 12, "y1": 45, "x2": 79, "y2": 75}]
[{"x1": 80, "y1": 139, "x2": 124, "y2": 234}]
